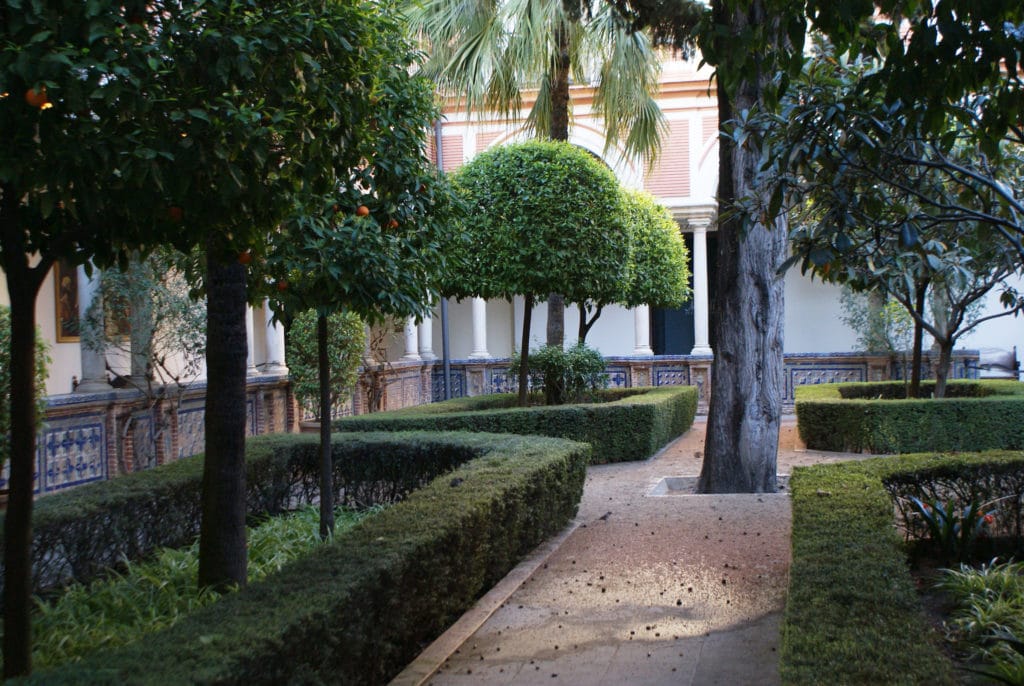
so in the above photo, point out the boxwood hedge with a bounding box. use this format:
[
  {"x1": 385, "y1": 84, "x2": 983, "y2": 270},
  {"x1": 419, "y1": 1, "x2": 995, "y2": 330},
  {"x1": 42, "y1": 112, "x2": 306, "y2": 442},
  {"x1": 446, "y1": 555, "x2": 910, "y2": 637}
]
[
  {"x1": 2, "y1": 432, "x2": 495, "y2": 598},
  {"x1": 783, "y1": 450, "x2": 1024, "y2": 685},
  {"x1": 28, "y1": 432, "x2": 589, "y2": 684},
  {"x1": 795, "y1": 380, "x2": 1024, "y2": 453},
  {"x1": 332, "y1": 386, "x2": 698, "y2": 464}
]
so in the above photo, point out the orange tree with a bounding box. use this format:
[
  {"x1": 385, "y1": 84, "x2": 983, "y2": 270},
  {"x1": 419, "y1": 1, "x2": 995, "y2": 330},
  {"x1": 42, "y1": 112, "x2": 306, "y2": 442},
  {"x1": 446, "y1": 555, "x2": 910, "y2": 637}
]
[
  {"x1": 574, "y1": 189, "x2": 690, "y2": 344},
  {"x1": 450, "y1": 140, "x2": 629, "y2": 407},
  {"x1": 0, "y1": 2, "x2": 199, "y2": 676},
  {"x1": 1, "y1": 0, "x2": 436, "y2": 675},
  {"x1": 254, "y1": 46, "x2": 463, "y2": 538}
]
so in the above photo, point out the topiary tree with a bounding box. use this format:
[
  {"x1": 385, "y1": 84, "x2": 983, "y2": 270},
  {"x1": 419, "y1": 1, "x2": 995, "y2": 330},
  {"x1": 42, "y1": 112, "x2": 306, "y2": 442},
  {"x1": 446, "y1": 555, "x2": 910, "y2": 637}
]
[
  {"x1": 286, "y1": 309, "x2": 365, "y2": 422},
  {"x1": 575, "y1": 189, "x2": 691, "y2": 343},
  {"x1": 451, "y1": 140, "x2": 630, "y2": 406}
]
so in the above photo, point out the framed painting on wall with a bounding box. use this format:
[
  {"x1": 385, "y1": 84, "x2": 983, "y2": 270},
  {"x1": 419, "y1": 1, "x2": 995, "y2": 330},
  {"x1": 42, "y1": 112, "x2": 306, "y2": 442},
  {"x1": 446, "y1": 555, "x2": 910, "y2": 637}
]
[{"x1": 54, "y1": 260, "x2": 80, "y2": 342}]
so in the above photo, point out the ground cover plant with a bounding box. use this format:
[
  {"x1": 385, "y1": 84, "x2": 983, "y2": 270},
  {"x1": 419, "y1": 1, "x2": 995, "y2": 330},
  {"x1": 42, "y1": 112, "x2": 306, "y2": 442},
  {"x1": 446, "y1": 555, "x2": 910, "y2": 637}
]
[
  {"x1": 3, "y1": 506, "x2": 375, "y2": 672},
  {"x1": 938, "y1": 560, "x2": 1024, "y2": 684},
  {"x1": 795, "y1": 380, "x2": 1024, "y2": 453}
]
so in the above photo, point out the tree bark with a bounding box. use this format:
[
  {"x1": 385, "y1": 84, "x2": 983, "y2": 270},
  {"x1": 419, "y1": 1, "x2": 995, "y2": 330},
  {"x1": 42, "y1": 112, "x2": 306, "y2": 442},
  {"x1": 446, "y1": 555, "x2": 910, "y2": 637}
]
[
  {"x1": 519, "y1": 294, "x2": 534, "y2": 407},
  {"x1": 699, "y1": 0, "x2": 786, "y2": 494},
  {"x1": 909, "y1": 281, "x2": 928, "y2": 399},
  {"x1": 197, "y1": 245, "x2": 249, "y2": 591},
  {"x1": 934, "y1": 339, "x2": 953, "y2": 399},
  {"x1": 317, "y1": 313, "x2": 334, "y2": 539},
  {"x1": 546, "y1": 24, "x2": 571, "y2": 348},
  {"x1": 577, "y1": 302, "x2": 602, "y2": 344},
  {"x1": 0, "y1": 225, "x2": 47, "y2": 677}
]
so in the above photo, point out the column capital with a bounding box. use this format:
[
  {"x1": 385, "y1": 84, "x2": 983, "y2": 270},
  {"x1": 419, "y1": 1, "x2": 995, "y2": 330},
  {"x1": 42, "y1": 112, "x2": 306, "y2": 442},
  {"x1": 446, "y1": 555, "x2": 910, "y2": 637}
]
[{"x1": 674, "y1": 204, "x2": 717, "y2": 232}]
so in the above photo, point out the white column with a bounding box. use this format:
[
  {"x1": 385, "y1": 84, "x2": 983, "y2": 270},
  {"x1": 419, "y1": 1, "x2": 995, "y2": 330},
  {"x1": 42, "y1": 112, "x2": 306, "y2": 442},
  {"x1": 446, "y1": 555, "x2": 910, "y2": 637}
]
[
  {"x1": 402, "y1": 317, "x2": 421, "y2": 360},
  {"x1": 690, "y1": 223, "x2": 713, "y2": 356},
  {"x1": 418, "y1": 310, "x2": 435, "y2": 360},
  {"x1": 245, "y1": 305, "x2": 259, "y2": 375},
  {"x1": 469, "y1": 297, "x2": 490, "y2": 359},
  {"x1": 75, "y1": 265, "x2": 111, "y2": 392},
  {"x1": 633, "y1": 304, "x2": 654, "y2": 356},
  {"x1": 262, "y1": 299, "x2": 287, "y2": 374}
]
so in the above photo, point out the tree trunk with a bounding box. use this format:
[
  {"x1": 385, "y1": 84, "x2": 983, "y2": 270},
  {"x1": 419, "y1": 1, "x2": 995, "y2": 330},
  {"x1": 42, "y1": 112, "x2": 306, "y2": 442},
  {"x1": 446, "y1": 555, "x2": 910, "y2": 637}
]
[
  {"x1": 699, "y1": 0, "x2": 786, "y2": 494},
  {"x1": 577, "y1": 302, "x2": 602, "y2": 344},
  {"x1": 546, "y1": 24, "x2": 571, "y2": 348},
  {"x1": 546, "y1": 294, "x2": 565, "y2": 348},
  {"x1": 317, "y1": 313, "x2": 334, "y2": 539},
  {"x1": 0, "y1": 239, "x2": 47, "y2": 678},
  {"x1": 934, "y1": 339, "x2": 953, "y2": 399},
  {"x1": 909, "y1": 281, "x2": 928, "y2": 399},
  {"x1": 519, "y1": 294, "x2": 534, "y2": 407},
  {"x1": 198, "y1": 246, "x2": 248, "y2": 591}
]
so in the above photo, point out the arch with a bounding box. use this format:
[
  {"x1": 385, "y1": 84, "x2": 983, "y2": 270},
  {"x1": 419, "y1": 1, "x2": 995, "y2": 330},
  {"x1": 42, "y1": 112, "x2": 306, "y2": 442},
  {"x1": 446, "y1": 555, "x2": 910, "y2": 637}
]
[{"x1": 479, "y1": 123, "x2": 645, "y2": 189}]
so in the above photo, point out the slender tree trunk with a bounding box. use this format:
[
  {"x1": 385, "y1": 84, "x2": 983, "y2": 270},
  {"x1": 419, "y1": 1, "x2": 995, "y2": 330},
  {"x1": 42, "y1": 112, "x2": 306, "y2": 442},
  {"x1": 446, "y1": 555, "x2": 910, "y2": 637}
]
[
  {"x1": 699, "y1": 0, "x2": 786, "y2": 494},
  {"x1": 198, "y1": 245, "x2": 248, "y2": 591},
  {"x1": 909, "y1": 281, "x2": 928, "y2": 399},
  {"x1": 0, "y1": 235, "x2": 47, "y2": 678},
  {"x1": 519, "y1": 294, "x2": 534, "y2": 407},
  {"x1": 577, "y1": 303, "x2": 602, "y2": 344},
  {"x1": 934, "y1": 339, "x2": 953, "y2": 399},
  {"x1": 317, "y1": 313, "x2": 334, "y2": 539},
  {"x1": 546, "y1": 23, "x2": 571, "y2": 348}
]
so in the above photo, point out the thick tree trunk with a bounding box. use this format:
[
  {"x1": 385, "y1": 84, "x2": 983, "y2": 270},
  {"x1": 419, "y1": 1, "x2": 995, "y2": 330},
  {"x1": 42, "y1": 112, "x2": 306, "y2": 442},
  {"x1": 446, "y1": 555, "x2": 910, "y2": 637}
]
[
  {"x1": 519, "y1": 294, "x2": 534, "y2": 407},
  {"x1": 909, "y1": 281, "x2": 928, "y2": 398},
  {"x1": 1, "y1": 240, "x2": 47, "y2": 678},
  {"x1": 317, "y1": 314, "x2": 334, "y2": 539},
  {"x1": 699, "y1": 0, "x2": 786, "y2": 494},
  {"x1": 198, "y1": 246, "x2": 248, "y2": 591},
  {"x1": 546, "y1": 25, "x2": 571, "y2": 348}
]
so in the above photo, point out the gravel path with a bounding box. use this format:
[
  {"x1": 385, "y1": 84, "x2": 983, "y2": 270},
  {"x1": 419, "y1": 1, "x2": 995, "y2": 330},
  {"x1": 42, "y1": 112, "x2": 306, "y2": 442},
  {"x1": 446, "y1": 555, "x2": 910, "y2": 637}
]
[{"x1": 392, "y1": 418, "x2": 868, "y2": 686}]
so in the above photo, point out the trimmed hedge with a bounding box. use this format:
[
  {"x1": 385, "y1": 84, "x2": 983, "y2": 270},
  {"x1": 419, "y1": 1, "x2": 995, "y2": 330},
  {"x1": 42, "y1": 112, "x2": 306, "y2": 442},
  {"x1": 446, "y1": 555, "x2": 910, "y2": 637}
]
[
  {"x1": 332, "y1": 386, "x2": 698, "y2": 464},
  {"x1": 30, "y1": 432, "x2": 589, "y2": 685},
  {"x1": 2, "y1": 433, "x2": 480, "y2": 598},
  {"x1": 784, "y1": 451, "x2": 1024, "y2": 684},
  {"x1": 795, "y1": 380, "x2": 1024, "y2": 453}
]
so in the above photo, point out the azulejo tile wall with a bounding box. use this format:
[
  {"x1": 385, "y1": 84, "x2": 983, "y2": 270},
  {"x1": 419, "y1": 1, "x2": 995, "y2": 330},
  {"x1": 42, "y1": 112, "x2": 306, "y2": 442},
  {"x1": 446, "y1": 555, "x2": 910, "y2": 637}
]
[
  {"x1": 14, "y1": 352, "x2": 983, "y2": 497},
  {"x1": 7, "y1": 376, "x2": 292, "y2": 497}
]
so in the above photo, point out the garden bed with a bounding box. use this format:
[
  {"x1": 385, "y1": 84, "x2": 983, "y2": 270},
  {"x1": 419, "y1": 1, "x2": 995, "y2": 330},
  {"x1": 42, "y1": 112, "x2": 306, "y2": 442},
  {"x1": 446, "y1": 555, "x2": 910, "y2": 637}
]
[
  {"x1": 783, "y1": 449, "x2": 1024, "y2": 685},
  {"x1": 1, "y1": 431, "x2": 478, "y2": 599},
  {"x1": 29, "y1": 432, "x2": 590, "y2": 684},
  {"x1": 332, "y1": 385, "x2": 698, "y2": 464},
  {"x1": 795, "y1": 380, "x2": 1024, "y2": 453}
]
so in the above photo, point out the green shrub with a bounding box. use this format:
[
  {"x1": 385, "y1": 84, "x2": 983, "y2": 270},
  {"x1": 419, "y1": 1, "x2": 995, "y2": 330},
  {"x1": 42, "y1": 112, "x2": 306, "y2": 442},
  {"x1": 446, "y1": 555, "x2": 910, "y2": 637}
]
[
  {"x1": 795, "y1": 381, "x2": 1024, "y2": 453},
  {"x1": 333, "y1": 385, "x2": 698, "y2": 464},
  {"x1": 0, "y1": 432, "x2": 476, "y2": 598},
  {"x1": 286, "y1": 308, "x2": 365, "y2": 420},
  {"x1": 31, "y1": 432, "x2": 589, "y2": 685},
  {"x1": 508, "y1": 343, "x2": 609, "y2": 405},
  {"x1": 784, "y1": 459, "x2": 955, "y2": 684},
  {"x1": 783, "y1": 451, "x2": 1024, "y2": 685},
  {"x1": 938, "y1": 560, "x2": 1024, "y2": 684}
]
